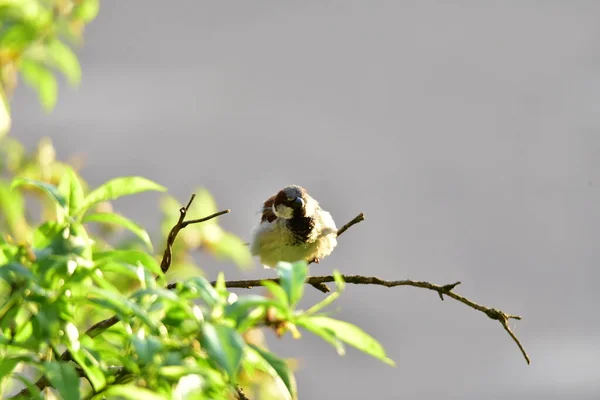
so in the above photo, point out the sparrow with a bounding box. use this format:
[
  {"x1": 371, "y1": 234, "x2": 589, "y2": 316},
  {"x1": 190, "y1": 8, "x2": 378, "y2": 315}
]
[{"x1": 249, "y1": 185, "x2": 338, "y2": 268}]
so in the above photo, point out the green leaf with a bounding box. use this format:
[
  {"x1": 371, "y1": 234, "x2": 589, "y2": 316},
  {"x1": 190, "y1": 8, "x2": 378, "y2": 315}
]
[
  {"x1": 11, "y1": 177, "x2": 67, "y2": 209},
  {"x1": 276, "y1": 261, "x2": 308, "y2": 307},
  {"x1": 94, "y1": 249, "x2": 161, "y2": 276},
  {"x1": 248, "y1": 344, "x2": 297, "y2": 400},
  {"x1": 261, "y1": 281, "x2": 289, "y2": 307},
  {"x1": 212, "y1": 232, "x2": 253, "y2": 269},
  {"x1": 0, "y1": 263, "x2": 34, "y2": 284},
  {"x1": 224, "y1": 295, "x2": 280, "y2": 325},
  {"x1": 77, "y1": 176, "x2": 166, "y2": 216},
  {"x1": 0, "y1": 356, "x2": 22, "y2": 378},
  {"x1": 86, "y1": 287, "x2": 158, "y2": 335},
  {"x1": 72, "y1": 0, "x2": 100, "y2": 23},
  {"x1": 214, "y1": 271, "x2": 227, "y2": 298},
  {"x1": 32, "y1": 221, "x2": 63, "y2": 248},
  {"x1": 183, "y1": 277, "x2": 220, "y2": 307},
  {"x1": 0, "y1": 83, "x2": 10, "y2": 138},
  {"x1": 300, "y1": 316, "x2": 395, "y2": 366},
  {"x1": 20, "y1": 59, "x2": 58, "y2": 111},
  {"x1": 68, "y1": 347, "x2": 106, "y2": 391},
  {"x1": 304, "y1": 291, "x2": 340, "y2": 317},
  {"x1": 190, "y1": 188, "x2": 219, "y2": 225},
  {"x1": 131, "y1": 335, "x2": 163, "y2": 365},
  {"x1": 84, "y1": 212, "x2": 153, "y2": 251},
  {"x1": 296, "y1": 317, "x2": 345, "y2": 356},
  {"x1": 200, "y1": 322, "x2": 245, "y2": 378},
  {"x1": 0, "y1": 22, "x2": 38, "y2": 52},
  {"x1": 12, "y1": 374, "x2": 43, "y2": 400},
  {"x1": 57, "y1": 166, "x2": 84, "y2": 216},
  {"x1": 0, "y1": 181, "x2": 27, "y2": 239},
  {"x1": 46, "y1": 39, "x2": 81, "y2": 85},
  {"x1": 45, "y1": 361, "x2": 81, "y2": 400},
  {"x1": 102, "y1": 385, "x2": 167, "y2": 400},
  {"x1": 333, "y1": 269, "x2": 346, "y2": 292}
]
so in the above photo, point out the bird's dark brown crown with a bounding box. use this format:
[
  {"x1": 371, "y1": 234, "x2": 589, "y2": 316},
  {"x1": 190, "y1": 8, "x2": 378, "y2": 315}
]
[{"x1": 260, "y1": 185, "x2": 308, "y2": 222}]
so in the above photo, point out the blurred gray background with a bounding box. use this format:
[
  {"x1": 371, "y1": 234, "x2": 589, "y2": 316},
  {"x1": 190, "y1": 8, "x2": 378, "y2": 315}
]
[{"x1": 10, "y1": 1, "x2": 600, "y2": 399}]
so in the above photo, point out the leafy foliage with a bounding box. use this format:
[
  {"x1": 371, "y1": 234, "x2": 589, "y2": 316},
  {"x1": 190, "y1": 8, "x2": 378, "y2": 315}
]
[
  {"x1": 0, "y1": 138, "x2": 393, "y2": 399},
  {"x1": 0, "y1": 0, "x2": 100, "y2": 137}
]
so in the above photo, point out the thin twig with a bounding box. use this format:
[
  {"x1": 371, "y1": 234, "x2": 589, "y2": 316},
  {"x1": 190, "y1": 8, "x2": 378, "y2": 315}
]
[
  {"x1": 181, "y1": 210, "x2": 230, "y2": 228},
  {"x1": 336, "y1": 213, "x2": 365, "y2": 238},
  {"x1": 213, "y1": 274, "x2": 530, "y2": 365},
  {"x1": 236, "y1": 385, "x2": 250, "y2": 400},
  {"x1": 159, "y1": 194, "x2": 229, "y2": 273}
]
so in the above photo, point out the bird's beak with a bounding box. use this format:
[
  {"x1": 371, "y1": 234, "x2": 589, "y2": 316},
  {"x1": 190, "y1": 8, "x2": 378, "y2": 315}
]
[{"x1": 294, "y1": 197, "x2": 304, "y2": 208}]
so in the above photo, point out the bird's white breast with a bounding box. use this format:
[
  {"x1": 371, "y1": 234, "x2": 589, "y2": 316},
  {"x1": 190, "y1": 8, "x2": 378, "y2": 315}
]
[{"x1": 250, "y1": 209, "x2": 338, "y2": 268}]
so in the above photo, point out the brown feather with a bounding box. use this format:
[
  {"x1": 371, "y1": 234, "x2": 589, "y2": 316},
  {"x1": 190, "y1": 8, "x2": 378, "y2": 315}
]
[{"x1": 261, "y1": 194, "x2": 277, "y2": 223}]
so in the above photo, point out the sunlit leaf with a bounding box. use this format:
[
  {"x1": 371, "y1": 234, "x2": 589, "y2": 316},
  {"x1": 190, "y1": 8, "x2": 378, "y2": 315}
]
[
  {"x1": 68, "y1": 347, "x2": 106, "y2": 391},
  {"x1": 0, "y1": 262, "x2": 34, "y2": 284},
  {"x1": 190, "y1": 188, "x2": 218, "y2": 225},
  {"x1": 20, "y1": 59, "x2": 58, "y2": 111},
  {"x1": 200, "y1": 322, "x2": 245, "y2": 378},
  {"x1": 11, "y1": 177, "x2": 66, "y2": 211},
  {"x1": 102, "y1": 385, "x2": 167, "y2": 400},
  {"x1": 72, "y1": 0, "x2": 100, "y2": 23},
  {"x1": 86, "y1": 287, "x2": 158, "y2": 334},
  {"x1": 299, "y1": 316, "x2": 395, "y2": 366},
  {"x1": 275, "y1": 261, "x2": 308, "y2": 307},
  {"x1": 57, "y1": 166, "x2": 84, "y2": 216},
  {"x1": 183, "y1": 277, "x2": 220, "y2": 307},
  {"x1": 45, "y1": 361, "x2": 81, "y2": 400},
  {"x1": 0, "y1": 23, "x2": 38, "y2": 52},
  {"x1": 0, "y1": 84, "x2": 10, "y2": 138},
  {"x1": 77, "y1": 176, "x2": 166, "y2": 217},
  {"x1": 224, "y1": 295, "x2": 280, "y2": 325},
  {"x1": 333, "y1": 269, "x2": 346, "y2": 292},
  {"x1": 46, "y1": 39, "x2": 81, "y2": 85},
  {"x1": 159, "y1": 194, "x2": 181, "y2": 237},
  {"x1": 94, "y1": 249, "x2": 161, "y2": 276},
  {"x1": 0, "y1": 181, "x2": 29, "y2": 238},
  {"x1": 32, "y1": 221, "x2": 63, "y2": 248},
  {"x1": 12, "y1": 374, "x2": 43, "y2": 400},
  {"x1": 261, "y1": 281, "x2": 289, "y2": 307},
  {"x1": 211, "y1": 232, "x2": 253, "y2": 269},
  {"x1": 131, "y1": 335, "x2": 163, "y2": 365},
  {"x1": 0, "y1": 356, "x2": 22, "y2": 378},
  {"x1": 248, "y1": 344, "x2": 297, "y2": 400},
  {"x1": 84, "y1": 212, "x2": 153, "y2": 251},
  {"x1": 296, "y1": 317, "x2": 345, "y2": 356}
]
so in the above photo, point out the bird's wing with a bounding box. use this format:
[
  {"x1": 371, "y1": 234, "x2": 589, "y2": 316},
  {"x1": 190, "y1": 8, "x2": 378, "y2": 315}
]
[
  {"x1": 317, "y1": 209, "x2": 338, "y2": 237},
  {"x1": 260, "y1": 194, "x2": 277, "y2": 223}
]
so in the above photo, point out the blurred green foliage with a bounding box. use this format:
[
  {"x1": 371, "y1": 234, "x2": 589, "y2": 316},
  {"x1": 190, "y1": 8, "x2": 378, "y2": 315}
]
[
  {"x1": 0, "y1": 2, "x2": 394, "y2": 399},
  {"x1": 0, "y1": 0, "x2": 99, "y2": 136},
  {"x1": 0, "y1": 151, "x2": 393, "y2": 398}
]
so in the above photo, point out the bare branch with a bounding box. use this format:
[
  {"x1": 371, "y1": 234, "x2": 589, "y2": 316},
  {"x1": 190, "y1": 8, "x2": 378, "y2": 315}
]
[
  {"x1": 213, "y1": 274, "x2": 530, "y2": 365},
  {"x1": 181, "y1": 209, "x2": 230, "y2": 228},
  {"x1": 336, "y1": 212, "x2": 365, "y2": 238},
  {"x1": 160, "y1": 193, "x2": 230, "y2": 273},
  {"x1": 307, "y1": 212, "x2": 366, "y2": 293}
]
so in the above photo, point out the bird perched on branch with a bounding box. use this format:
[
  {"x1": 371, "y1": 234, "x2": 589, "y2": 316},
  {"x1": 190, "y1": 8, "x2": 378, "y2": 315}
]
[{"x1": 250, "y1": 185, "x2": 338, "y2": 268}]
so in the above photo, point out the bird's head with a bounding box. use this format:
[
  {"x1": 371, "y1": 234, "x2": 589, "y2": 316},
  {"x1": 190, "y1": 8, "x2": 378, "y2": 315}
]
[{"x1": 272, "y1": 185, "x2": 315, "y2": 219}]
